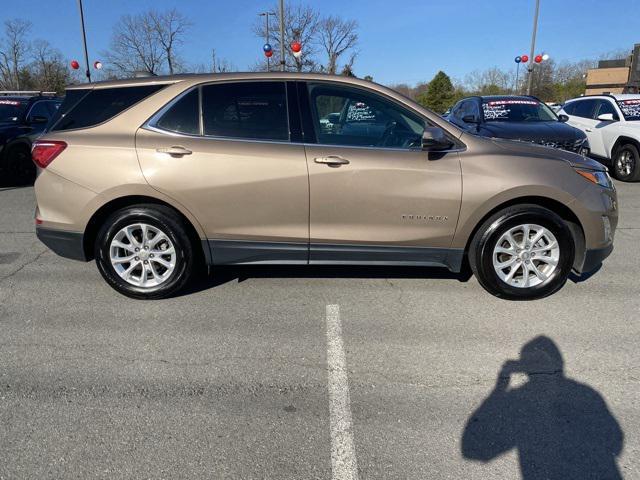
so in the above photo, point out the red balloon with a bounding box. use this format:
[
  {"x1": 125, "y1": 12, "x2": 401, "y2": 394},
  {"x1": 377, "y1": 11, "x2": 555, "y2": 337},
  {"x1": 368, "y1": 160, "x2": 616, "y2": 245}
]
[
  {"x1": 521, "y1": 55, "x2": 529, "y2": 63},
  {"x1": 534, "y1": 54, "x2": 543, "y2": 63},
  {"x1": 290, "y1": 41, "x2": 302, "y2": 53},
  {"x1": 70, "y1": 60, "x2": 80, "y2": 70},
  {"x1": 264, "y1": 50, "x2": 273, "y2": 58}
]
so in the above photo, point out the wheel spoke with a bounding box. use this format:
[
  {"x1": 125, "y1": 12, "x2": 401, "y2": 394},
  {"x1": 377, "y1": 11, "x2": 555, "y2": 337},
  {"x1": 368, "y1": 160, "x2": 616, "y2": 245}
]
[
  {"x1": 505, "y1": 262, "x2": 521, "y2": 282},
  {"x1": 112, "y1": 254, "x2": 136, "y2": 264},
  {"x1": 112, "y1": 240, "x2": 135, "y2": 252},
  {"x1": 152, "y1": 246, "x2": 175, "y2": 255},
  {"x1": 152, "y1": 257, "x2": 173, "y2": 269},
  {"x1": 522, "y1": 225, "x2": 530, "y2": 247},
  {"x1": 521, "y1": 263, "x2": 530, "y2": 288},
  {"x1": 530, "y1": 262, "x2": 548, "y2": 281},
  {"x1": 495, "y1": 257, "x2": 518, "y2": 269}
]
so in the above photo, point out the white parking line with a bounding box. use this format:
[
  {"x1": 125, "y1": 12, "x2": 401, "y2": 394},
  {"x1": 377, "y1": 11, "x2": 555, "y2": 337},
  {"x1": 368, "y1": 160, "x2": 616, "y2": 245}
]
[{"x1": 326, "y1": 304, "x2": 359, "y2": 480}]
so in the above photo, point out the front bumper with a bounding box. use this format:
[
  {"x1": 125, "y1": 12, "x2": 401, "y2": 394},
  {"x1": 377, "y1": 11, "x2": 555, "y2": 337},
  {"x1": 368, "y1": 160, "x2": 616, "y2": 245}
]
[{"x1": 36, "y1": 226, "x2": 87, "y2": 261}]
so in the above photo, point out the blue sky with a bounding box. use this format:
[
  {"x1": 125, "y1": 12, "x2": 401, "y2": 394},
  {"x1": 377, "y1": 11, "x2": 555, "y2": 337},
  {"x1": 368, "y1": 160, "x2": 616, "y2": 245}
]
[{"x1": 3, "y1": 0, "x2": 639, "y2": 85}]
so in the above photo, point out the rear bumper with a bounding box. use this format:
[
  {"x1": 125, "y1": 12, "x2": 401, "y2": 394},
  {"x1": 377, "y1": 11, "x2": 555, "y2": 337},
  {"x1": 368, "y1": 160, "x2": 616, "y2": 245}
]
[
  {"x1": 581, "y1": 244, "x2": 613, "y2": 274},
  {"x1": 36, "y1": 226, "x2": 87, "y2": 261}
]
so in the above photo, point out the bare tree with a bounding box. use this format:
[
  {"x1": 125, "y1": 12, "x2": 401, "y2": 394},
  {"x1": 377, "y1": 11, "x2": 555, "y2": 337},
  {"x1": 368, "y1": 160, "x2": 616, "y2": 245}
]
[
  {"x1": 29, "y1": 39, "x2": 69, "y2": 92},
  {"x1": 253, "y1": 3, "x2": 319, "y2": 72},
  {"x1": 148, "y1": 9, "x2": 191, "y2": 75},
  {"x1": 0, "y1": 19, "x2": 32, "y2": 89},
  {"x1": 317, "y1": 16, "x2": 358, "y2": 74},
  {"x1": 104, "y1": 9, "x2": 191, "y2": 77}
]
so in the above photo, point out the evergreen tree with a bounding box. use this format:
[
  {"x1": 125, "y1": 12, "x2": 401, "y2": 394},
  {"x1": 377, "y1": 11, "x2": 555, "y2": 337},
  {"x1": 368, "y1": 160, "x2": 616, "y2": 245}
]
[{"x1": 417, "y1": 70, "x2": 456, "y2": 114}]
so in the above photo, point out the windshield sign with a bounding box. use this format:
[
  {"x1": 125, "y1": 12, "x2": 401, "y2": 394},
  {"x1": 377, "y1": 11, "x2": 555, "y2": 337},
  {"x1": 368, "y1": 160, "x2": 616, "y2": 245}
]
[
  {"x1": 482, "y1": 99, "x2": 557, "y2": 122},
  {"x1": 617, "y1": 99, "x2": 640, "y2": 121},
  {"x1": 0, "y1": 99, "x2": 25, "y2": 123}
]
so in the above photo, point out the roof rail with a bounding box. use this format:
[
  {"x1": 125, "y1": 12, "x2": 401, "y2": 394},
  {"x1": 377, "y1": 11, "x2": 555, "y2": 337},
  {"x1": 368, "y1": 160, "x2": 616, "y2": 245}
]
[{"x1": 0, "y1": 90, "x2": 58, "y2": 97}]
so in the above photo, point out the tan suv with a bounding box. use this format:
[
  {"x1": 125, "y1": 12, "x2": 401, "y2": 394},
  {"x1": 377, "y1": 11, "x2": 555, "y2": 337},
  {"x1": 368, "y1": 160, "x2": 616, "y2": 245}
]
[{"x1": 32, "y1": 73, "x2": 617, "y2": 300}]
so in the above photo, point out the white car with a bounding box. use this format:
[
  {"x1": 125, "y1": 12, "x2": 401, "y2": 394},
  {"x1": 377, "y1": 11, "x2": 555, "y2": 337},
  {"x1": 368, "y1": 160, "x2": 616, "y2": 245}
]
[{"x1": 559, "y1": 94, "x2": 640, "y2": 181}]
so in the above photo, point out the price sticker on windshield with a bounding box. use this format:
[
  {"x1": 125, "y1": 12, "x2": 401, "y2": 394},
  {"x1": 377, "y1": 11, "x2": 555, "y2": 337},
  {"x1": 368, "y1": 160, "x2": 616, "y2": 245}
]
[{"x1": 0, "y1": 100, "x2": 21, "y2": 106}]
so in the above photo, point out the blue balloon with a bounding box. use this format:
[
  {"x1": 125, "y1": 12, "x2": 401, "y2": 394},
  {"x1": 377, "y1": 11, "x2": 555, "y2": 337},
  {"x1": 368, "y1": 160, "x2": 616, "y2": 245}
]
[
  {"x1": 263, "y1": 43, "x2": 272, "y2": 52},
  {"x1": 515, "y1": 56, "x2": 522, "y2": 64}
]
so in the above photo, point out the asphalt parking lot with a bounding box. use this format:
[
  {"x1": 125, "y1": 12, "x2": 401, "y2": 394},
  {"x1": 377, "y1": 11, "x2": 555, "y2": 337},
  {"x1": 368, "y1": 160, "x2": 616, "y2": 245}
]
[{"x1": 0, "y1": 181, "x2": 639, "y2": 479}]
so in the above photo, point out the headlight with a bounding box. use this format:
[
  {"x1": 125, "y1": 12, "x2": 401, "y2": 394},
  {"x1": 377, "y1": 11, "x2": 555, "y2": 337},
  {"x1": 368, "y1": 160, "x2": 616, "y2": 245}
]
[
  {"x1": 578, "y1": 138, "x2": 590, "y2": 156},
  {"x1": 574, "y1": 168, "x2": 613, "y2": 189}
]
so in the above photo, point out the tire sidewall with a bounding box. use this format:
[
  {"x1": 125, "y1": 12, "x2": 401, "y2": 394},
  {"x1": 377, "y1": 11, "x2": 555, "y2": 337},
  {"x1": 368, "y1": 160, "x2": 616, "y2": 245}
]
[
  {"x1": 95, "y1": 207, "x2": 193, "y2": 299},
  {"x1": 476, "y1": 209, "x2": 574, "y2": 300}
]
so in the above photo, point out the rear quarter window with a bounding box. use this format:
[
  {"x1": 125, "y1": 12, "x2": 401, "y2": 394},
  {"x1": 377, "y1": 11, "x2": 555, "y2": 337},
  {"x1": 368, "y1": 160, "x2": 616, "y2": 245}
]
[{"x1": 51, "y1": 85, "x2": 165, "y2": 132}]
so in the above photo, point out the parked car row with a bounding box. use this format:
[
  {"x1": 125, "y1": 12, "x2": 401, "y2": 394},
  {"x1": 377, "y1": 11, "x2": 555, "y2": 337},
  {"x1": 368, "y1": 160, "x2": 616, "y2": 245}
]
[
  {"x1": 0, "y1": 92, "x2": 62, "y2": 185},
  {"x1": 446, "y1": 93, "x2": 640, "y2": 182},
  {"x1": 32, "y1": 73, "x2": 617, "y2": 301}
]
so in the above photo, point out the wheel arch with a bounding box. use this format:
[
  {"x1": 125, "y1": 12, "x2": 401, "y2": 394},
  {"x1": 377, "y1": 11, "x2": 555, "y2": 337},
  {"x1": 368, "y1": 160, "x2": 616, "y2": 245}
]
[
  {"x1": 82, "y1": 195, "x2": 210, "y2": 264},
  {"x1": 463, "y1": 196, "x2": 586, "y2": 272},
  {"x1": 611, "y1": 135, "x2": 640, "y2": 158}
]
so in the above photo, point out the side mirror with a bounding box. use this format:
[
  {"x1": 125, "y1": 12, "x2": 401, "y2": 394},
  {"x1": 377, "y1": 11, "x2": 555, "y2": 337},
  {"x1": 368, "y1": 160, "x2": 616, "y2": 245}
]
[
  {"x1": 462, "y1": 114, "x2": 480, "y2": 124},
  {"x1": 558, "y1": 114, "x2": 570, "y2": 123},
  {"x1": 29, "y1": 115, "x2": 49, "y2": 124},
  {"x1": 422, "y1": 127, "x2": 454, "y2": 151},
  {"x1": 597, "y1": 113, "x2": 616, "y2": 122}
]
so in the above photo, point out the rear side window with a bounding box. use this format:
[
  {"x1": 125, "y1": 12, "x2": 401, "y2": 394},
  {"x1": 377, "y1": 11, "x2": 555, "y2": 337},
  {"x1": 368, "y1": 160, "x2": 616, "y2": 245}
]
[
  {"x1": 565, "y1": 99, "x2": 596, "y2": 119},
  {"x1": 155, "y1": 89, "x2": 199, "y2": 135},
  {"x1": 201, "y1": 82, "x2": 288, "y2": 141},
  {"x1": 51, "y1": 85, "x2": 165, "y2": 132}
]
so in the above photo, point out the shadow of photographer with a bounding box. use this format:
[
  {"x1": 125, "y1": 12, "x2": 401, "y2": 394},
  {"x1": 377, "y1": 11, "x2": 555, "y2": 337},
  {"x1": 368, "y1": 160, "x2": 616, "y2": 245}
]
[{"x1": 462, "y1": 336, "x2": 624, "y2": 479}]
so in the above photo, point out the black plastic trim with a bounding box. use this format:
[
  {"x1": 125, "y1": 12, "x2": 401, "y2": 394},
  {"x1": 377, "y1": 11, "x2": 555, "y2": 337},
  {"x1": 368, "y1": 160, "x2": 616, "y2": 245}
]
[
  {"x1": 580, "y1": 244, "x2": 613, "y2": 273},
  {"x1": 36, "y1": 227, "x2": 87, "y2": 261},
  {"x1": 206, "y1": 239, "x2": 464, "y2": 271}
]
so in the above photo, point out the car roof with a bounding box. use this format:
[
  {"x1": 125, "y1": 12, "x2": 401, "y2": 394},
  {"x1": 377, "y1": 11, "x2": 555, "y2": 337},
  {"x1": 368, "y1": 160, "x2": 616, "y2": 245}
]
[
  {"x1": 65, "y1": 72, "x2": 381, "y2": 91},
  {"x1": 566, "y1": 93, "x2": 640, "y2": 103}
]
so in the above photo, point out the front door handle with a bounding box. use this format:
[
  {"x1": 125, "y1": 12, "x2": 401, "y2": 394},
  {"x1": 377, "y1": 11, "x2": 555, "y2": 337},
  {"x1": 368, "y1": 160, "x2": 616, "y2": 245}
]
[
  {"x1": 314, "y1": 155, "x2": 350, "y2": 166},
  {"x1": 156, "y1": 146, "x2": 192, "y2": 156},
  {"x1": 585, "y1": 128, "x2": 593, "y2": 132}
]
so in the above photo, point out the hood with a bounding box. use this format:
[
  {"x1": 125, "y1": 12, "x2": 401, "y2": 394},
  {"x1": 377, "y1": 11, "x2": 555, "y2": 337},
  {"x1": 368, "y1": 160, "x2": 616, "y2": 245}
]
[
  {"x1": 490, "y1": 137, "x2": 606, "y2": 171},
  {"x1": 481, "y1": 120, "x2": 584, "y2": 142}
]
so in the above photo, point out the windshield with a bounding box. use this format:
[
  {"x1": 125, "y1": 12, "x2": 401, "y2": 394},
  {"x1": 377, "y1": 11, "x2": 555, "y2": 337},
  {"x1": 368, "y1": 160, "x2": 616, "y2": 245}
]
[
  {"x1": 0, "y1": 99, "x2": 26, "y2": 123},
  {"x1": 482, "y1": 99, "x2": 557, "y2": 122},
  {"x1": 617, "y1": 99, "x2": 640, "y2": 121}
]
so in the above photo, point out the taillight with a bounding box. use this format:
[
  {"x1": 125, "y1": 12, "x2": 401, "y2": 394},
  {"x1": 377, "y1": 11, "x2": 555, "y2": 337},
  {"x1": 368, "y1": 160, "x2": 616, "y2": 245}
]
[{"x1": 32, "y1": 140, "x2": 67, "y2": 169}]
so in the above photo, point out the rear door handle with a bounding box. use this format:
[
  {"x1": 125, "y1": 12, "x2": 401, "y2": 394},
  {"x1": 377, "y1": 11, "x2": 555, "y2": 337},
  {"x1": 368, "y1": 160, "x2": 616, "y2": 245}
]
[
  {"x1": 314, "y1": 155, "x2": 350, "y2": 166},
  {"x1": 156, "y1": 146, "x2": 192, "y2": 156}
]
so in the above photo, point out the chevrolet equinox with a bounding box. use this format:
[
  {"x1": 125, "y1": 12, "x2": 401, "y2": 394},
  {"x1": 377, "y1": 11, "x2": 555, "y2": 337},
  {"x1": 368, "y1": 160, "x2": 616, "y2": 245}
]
[{"x1": 33, "y1": 73, "x2": 617, "y2": 300}]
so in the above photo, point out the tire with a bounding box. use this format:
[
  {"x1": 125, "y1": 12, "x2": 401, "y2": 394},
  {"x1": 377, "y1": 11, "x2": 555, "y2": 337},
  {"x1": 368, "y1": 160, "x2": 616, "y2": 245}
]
[
  {"x1": 469, "y1": 205, "x2": 575, "y2": 300},
  {"x1": 612, "y1": 143, "x2": 640, "y2": 182},
  {"x1": 94, "y1": 204, "x2": 195, "y2": 299},
  {"x1": 3, "y1": 144, "x2": 35, "y2": 185}
]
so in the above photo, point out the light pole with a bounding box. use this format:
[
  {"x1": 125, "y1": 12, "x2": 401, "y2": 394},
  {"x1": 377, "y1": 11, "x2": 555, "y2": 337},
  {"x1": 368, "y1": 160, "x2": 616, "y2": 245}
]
[
  {"x1": 279, "y1": 0, "x2": 285, "y2": 72},
  {"x1": 526, "y1": 0, "x2": 540, "y2": 95},
  {"x1": 76, "y1": 0, "x2": 91, "y2": 82},
  {"x1": 259, "y1": 12, "x2": 276, "y2": 72}
]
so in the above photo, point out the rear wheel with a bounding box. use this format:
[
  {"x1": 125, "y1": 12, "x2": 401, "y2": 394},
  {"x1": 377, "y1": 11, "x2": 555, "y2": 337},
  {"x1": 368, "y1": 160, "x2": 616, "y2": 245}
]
[
  {"x1": 612, "y1": 143, "x2": 640, "y2": 182},
  {"x1": 469, "y1": 205, "x2": 575, "y2": 300},
  {"x1": 95, "y1": 205, "x2": 195, "y2": 299}
]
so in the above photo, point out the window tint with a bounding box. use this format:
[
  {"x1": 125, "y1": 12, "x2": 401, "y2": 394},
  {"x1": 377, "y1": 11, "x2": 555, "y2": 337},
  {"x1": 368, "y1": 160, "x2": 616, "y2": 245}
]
[
  {"x1": 156, "y1": 89, "x2": 199, "y2": 135},
  {"x1": 308, "y1": 83, "x2": 425, "y2": 149},
  {"x1": 27, "y1": 101, "x2": 53, "y2": 121},
  {"x1": 594, "y1": 100, "x2": 619, "y2": 120},
  {"x1": 566, "y1": 99, "x2": 597, "y2": 119},
  {"x1": 562, "y1": 102, "x2": 576, "y2": 115},
  {"x1": 201, "y1": 82, "x2": 288, "y2": 140},
  {"x1": 51, "y1": 85, "x2": 165, "y2": 131},
  {"x1": 482, "y1": 98, "x2": 556, "y2": 122}
]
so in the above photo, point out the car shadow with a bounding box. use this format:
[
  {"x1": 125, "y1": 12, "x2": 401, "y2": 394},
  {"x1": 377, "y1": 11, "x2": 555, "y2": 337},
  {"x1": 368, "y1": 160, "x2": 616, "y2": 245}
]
[
  {"x1": 177, "y1": 264, "x2": 473, "y2": 297},
  {"x1": 461, "y1": 336, "x2": 624, "y2": 479}
]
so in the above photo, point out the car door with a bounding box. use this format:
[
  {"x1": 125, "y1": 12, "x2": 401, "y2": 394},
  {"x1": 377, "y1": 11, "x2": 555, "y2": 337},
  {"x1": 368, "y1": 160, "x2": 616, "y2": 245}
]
[
  {"x1": 137, "y1": 81, "x2": 310, "y2": 264},
  {"x1": 563, "y1": 99, "x2": 599, "y2": 151},
  {"x1": 591, "y1": 99, "x2": 621, "y2": 158},
  {"x1": 301, "y1": 81, "x2": 463, "y2": 267}
]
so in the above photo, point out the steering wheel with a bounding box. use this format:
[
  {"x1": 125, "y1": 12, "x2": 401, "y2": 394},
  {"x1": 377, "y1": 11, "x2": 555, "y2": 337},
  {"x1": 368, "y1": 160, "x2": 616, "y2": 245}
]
[{"x1": 380, "y1": 121, "x2": 398, "y2": 147}]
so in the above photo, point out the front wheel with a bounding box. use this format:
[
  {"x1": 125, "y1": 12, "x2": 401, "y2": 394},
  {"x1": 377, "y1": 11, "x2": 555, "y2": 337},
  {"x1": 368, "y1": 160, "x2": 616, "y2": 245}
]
[
  {"x1": 469, "y1": 205, "x2": 575, "y2": 300},
  {"x1": 612, "y1": 143, "x2": 640, "y2": 182},
  {"x1": 95, "y1": 205, "x2": 195, "y2": 299}
]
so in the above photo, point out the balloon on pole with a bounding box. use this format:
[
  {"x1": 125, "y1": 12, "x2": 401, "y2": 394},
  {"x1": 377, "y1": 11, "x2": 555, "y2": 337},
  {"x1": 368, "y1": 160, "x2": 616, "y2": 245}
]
[
  {"x1": 521, "y1": 54, "x2": 529, "y2": 63},
  {"x1": 70, "y1": 60, "x2": 80, "y2": 70},
  {"x1": 93, "y1": 60, "x2": 103, "y2": 70},
  {"x1": 534, "y1": 54, "x2": 543, "y2": 63},
  {"x1": 514, "y1": 56, "x2": 522, "y2": 64}
]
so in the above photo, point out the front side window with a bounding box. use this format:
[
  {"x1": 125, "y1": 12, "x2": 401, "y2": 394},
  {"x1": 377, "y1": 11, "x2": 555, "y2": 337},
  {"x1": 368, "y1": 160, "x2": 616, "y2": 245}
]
[
  {"x1": 482, "y1": 99, "x2": 557, "y2": 122},
  {"x1": 594, "y1": 100, "x2": 619, "y2": 120},
  {"x1": 155, "y1": 89, "x2": 199, "y2": 135},
  {"x1": 616, "y1": 98, "x2": 640, "y2": 121},
  {"x1": 201, "y1": 82, "x2": 289, "y2": 141},
  {"x1": 308, "y1": 83, "x2": 424, "y2": 148}
]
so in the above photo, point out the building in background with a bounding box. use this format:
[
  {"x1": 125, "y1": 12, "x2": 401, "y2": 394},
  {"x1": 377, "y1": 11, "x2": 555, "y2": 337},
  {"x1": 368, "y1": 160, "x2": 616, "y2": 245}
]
[{"x1": 586, "y1": 44, "x2": 640, "y2": 94}]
